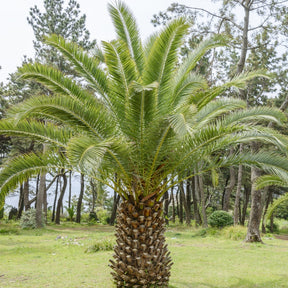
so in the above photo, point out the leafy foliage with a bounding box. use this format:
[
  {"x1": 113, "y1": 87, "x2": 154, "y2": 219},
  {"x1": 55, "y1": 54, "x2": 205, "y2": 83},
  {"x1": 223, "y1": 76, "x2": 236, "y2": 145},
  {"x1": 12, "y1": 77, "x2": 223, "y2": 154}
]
[
  {"x1": 208, "y1": 210, "x2": 233, "y2": 228},
  {"x1": 20, "y1": 209, "x2": 45, "y2": 229}
]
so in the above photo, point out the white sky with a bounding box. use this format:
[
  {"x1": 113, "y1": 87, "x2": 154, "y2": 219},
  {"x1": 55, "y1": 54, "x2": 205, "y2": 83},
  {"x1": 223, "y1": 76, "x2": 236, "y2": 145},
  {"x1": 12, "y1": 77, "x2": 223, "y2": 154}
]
[{"x1": 0, "y1": 0, "x2": 218, "y2": 83}]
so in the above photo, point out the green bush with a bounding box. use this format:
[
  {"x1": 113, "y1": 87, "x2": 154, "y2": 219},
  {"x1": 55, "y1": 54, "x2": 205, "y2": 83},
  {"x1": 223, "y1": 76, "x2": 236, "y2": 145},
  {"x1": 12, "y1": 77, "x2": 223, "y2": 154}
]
[
  {"x1": 20, "y1": 209, "x2": 45, "y2": 229},
  {"x1": 208, "y1": 210, "x2": 233, "y2": 228},
  {"x1": 96, "y1": 208, "x2": 109, "y2": 224},
  {"x1": 265, "y1": 221, "x2": 280, "y2": 234},
  {"x1": 85, "y1": 238, "x2": 115, "y2": 253},
  {"x1": 221, "y1": 225, "x2": 247, "y2": 240}
]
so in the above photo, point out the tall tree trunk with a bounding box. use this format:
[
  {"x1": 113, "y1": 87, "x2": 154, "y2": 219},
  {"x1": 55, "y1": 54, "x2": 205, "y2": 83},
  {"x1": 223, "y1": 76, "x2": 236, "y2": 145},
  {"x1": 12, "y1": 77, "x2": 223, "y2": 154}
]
[
  {"x1": 17, "y1": 184, "x2": 24, "y2": 219},
  {"x1": 110, "y1": 196, "x2": 172, "y2": 287},
  {"x1": 175, "y1": 189, "x2": 179, "y2": 220},
  {"x1": 180, "y1": 181, "x2": 191, "y2": 225},
  {"x1": 110, "y1": 191, "x2": 120, "y2": 226},
  {"x1": 76, "y1": 173, "x2": 85, "y2": 223},
  {"x1": 223, "y1": 148, "x2": 236, "y2": 211},
  {"x1": 36, "y1": 172, "x2": 46, "y2": 228},
  {"x1": 163, "y1": 190, "x2": 170, "y2": 225},
  {"x1": 23, "y1": 179, "x2": 30, "y2": 211},
  {"x1": 261, "y1": 187, "x2": 273, "y2": 233},
  {"x1": 240, "y1": 184, "x2": 250, "y2": 225},
  {"x1": 198, "y1": 174, "x2": 207, "y2": 227},
  {"x1": 51, "y1": 176, "x2": 59, "y2": 222},
  {"x1": 192, "y1": 176, "x2": 201, "y2": 226},
  {"x1": 171, "y1": 186, "x2": 175, "y2": 223},
  {"x1": 245, "y1": 166, "x2": 263, "y2": 243},
  {"x1": 234, "y1": 145, "x2": 244, "y2": 225},
  {"x1": 68, "y1": 170, "x2": 72, "y2": 209},
  {"x1": 55, "y1": 172, "x2": 67, "y2": 225},
  {"x1": 179, "y1": 184, "x2": 184, "y2": 224}
]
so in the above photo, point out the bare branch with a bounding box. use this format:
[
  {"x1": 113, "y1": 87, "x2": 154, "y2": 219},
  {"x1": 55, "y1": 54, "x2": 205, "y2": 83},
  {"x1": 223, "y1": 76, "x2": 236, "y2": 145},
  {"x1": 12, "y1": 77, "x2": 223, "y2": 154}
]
[{"x1": 180, "y1": 5, "x2": 244, "y2": 31}]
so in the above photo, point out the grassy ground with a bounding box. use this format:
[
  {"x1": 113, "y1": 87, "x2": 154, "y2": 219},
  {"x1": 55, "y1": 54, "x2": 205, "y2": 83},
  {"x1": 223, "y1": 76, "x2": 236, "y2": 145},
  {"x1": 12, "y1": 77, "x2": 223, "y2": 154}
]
[{"x1": 1, "y1": 222, "x2": 288, "y2": 288}]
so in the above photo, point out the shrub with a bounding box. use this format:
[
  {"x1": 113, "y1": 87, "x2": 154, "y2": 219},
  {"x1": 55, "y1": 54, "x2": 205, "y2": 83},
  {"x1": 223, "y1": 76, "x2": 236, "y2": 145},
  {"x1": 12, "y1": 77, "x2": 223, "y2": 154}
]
[
  {"x1": 20, "y1": 209, "x2": 45, "y2": 229},
  {"x1": 96, "y1": 208, "x2": 109, "y2": 224},
  {"x1": 208, "y1": 210, "x2": 233, "y2": 228},
  {"x1": 265, "y1": 221, "x2": 280, "y2": 234},
  {"x1": 221, "y1": 225, "x2": 247, "y2": 240},
  {"x1": 85, "y1": 238, "x2": 115, "y2": 253}
]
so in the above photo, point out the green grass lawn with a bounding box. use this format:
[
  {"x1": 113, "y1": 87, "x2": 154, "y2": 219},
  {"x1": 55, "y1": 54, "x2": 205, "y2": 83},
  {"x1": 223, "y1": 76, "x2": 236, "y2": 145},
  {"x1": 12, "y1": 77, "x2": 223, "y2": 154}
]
[{"x1": 1, "y1": 223, "x2": 288, "y2": 288}]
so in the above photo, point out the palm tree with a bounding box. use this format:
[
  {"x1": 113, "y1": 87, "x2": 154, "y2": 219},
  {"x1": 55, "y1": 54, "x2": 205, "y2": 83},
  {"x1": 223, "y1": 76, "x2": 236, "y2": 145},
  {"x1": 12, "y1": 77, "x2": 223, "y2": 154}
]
[{"x1": 0, "y1": 2, "x2": 288, "y2": 286}]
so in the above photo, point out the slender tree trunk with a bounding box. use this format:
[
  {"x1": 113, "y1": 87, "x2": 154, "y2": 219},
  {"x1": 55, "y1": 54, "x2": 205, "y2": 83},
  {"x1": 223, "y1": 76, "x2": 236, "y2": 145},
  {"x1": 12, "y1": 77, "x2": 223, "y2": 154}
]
[
  {"x1": 261, "y1": 187, "x2": 273, "y2": 233},
  {"x1": 68, "y1": 170, "x2": 72, "y2": 209},
  {"x1": 52, "y1": 176, "x2": 59, "y2": 222},
  {"x1": 55, "y1": 172, "x2": 67, "y2": 225},
  {"x1": 192, "y1": 176, "x2": 201, "y2": 226},
  {"x1": 179, "y1": 184, "x2": 184, "y2": 224},
  {"x1": 240, "y1": 184, "x2": 250, "y2": 225},
  {"x1": 223, "y1": 148, "x2": 236, "y2": 211},
  {"x1": 76, "y1": 173, "x2": 85, "y2": 223},
  {"x1": 35, "y1": 174, "x2": 40, "y2": 208},
  {"x1": 17, "y1": 184, "x2": 24, "y2": 219},
  {"x1": 180, "y1": 181, "x2": 191, "y2": 225},
  {"x1": 110, "y1": 197, "x2": 172, "y2": 287},
  {"x1": 36, "y1": 172, "x2": 46, "y2": 228},
  {"x1": 198, "y1": 174, "x2": 207, "y2": 227},
  {"x1": 163, "y1": 190, "x2": 170, "y2": 225},
  {"x1": 110, "y1": 191, "x2": 120, "y2": 226},
  {"x1": 23, "y1": 179, "x2": 30, "y2": 211},
  {"x1": 234, "y1": 145, "x2": 244, "y2": 225},
  {"x1": 245, "y1": 166, "x2": 263, "y2": 243},
  {"x1": 186, "y1": 178, "x2": 192, "y2": 223},
  {"x1": 175, "y1": 189, "x2": 179, "y2": 220},
  {"x1": 171, "y1": 186, "x2": 175, "y2": 223}
]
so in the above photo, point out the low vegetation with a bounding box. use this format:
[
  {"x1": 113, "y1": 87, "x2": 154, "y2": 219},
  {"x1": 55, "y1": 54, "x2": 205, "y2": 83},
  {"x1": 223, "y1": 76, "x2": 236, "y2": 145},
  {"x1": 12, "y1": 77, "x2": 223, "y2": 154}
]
[{"x1": 1, "y1": 221, "x2": 288, "y2": 288}]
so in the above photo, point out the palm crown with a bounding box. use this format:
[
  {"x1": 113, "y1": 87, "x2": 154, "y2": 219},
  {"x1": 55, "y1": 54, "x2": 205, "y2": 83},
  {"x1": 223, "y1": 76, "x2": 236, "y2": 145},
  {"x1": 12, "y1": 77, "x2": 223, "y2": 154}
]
[{"x1": 0, "y1": 2, "x2": 288, "y2": 286}]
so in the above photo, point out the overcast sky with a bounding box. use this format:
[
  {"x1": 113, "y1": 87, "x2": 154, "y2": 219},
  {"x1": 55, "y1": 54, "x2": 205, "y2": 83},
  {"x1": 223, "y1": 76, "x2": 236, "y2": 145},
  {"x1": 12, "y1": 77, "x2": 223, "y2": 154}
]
[{"x1": 0, "y1": 0, "x2": 219, "y2": 83}]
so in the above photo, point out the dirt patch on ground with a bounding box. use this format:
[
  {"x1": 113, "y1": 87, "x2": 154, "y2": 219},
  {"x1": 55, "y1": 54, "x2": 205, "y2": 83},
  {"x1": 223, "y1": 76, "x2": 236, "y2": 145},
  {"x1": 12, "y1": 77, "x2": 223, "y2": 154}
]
[{"x1": 275, "y1": 234, "x2": 288, "y2": 241}]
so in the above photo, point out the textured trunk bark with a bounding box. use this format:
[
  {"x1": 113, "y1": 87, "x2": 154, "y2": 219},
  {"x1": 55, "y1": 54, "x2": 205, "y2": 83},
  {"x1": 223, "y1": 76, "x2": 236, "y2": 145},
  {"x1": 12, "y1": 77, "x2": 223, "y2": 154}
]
[
  {"x1": 245, "y1": 167, "x2": 263, "y2": 243},
  {"x1": 55, "y1": 172, "x2": 67, "y2": 225},
  {"x1": 76, "y1": 173, "x2": 85, "y2": 223},
  {"x1": 110, "y1": 197, "x2": 172, "y2": 287}
]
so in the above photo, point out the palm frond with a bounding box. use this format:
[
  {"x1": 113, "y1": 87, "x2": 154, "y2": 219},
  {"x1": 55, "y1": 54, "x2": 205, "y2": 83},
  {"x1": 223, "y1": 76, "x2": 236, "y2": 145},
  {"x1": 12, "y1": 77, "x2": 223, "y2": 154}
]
[
  {"x1": 0, "y1": 119, "x2": 71, "y2": 148},
  {"x1": 45, "y1": 34, "x2": 108, "y2": 97},
  {"x1": 108, "y1": 1, "x2": 144, "y2": 73},
  {"x1": 143, "y1": 18, "x2": 190, "y2": 109},
  {"x1": 19, "y1": 63, "x2": 95, "y2": 104},
  {"x1": 0, "y1": 152, "x2": 67, "y2": 203}
]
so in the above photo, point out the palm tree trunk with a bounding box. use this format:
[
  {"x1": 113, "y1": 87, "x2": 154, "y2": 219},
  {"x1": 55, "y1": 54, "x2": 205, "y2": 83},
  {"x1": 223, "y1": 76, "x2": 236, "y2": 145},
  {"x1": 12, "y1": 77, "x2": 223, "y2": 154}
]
[
  {"x1": 110, "y1": 197, "x2": 172, "y2": 287},
  {"x1": 110, "y1": 191, "x2": 120, "y2": 225}
]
